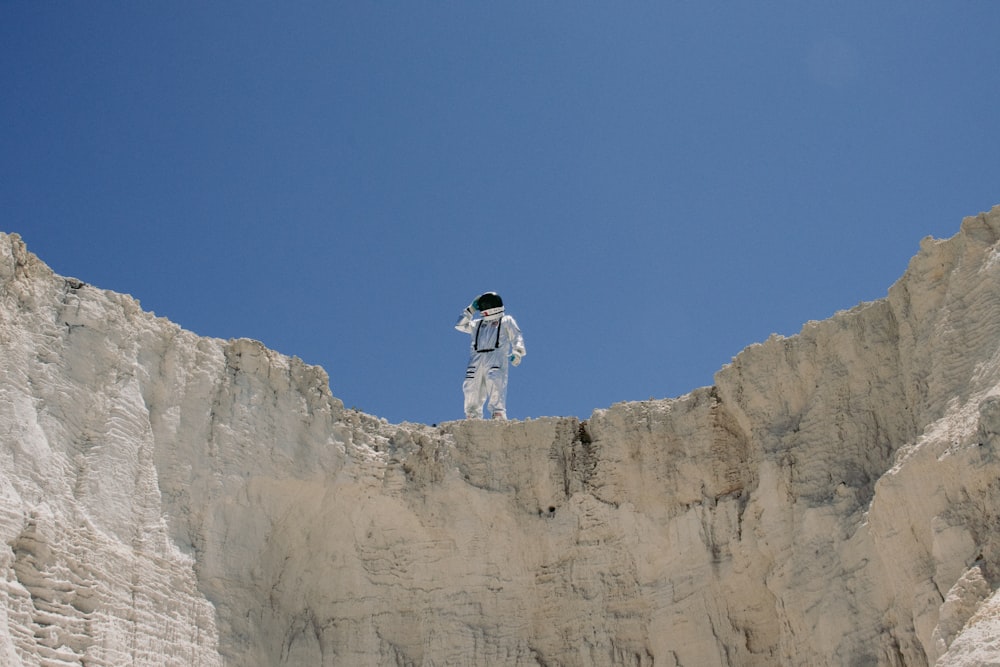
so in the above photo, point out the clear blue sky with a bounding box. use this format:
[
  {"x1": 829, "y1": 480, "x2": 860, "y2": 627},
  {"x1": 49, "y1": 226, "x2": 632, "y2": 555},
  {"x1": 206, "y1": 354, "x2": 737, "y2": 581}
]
[{"x1": 3, "y1": 3, "x2": 998, "y2": 424}]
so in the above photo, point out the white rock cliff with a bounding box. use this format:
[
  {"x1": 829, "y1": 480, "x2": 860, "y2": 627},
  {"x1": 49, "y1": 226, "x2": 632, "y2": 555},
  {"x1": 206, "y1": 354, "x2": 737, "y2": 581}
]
[{"x1": 3, "y1": 207, "x2": 1000, "y2": 666}]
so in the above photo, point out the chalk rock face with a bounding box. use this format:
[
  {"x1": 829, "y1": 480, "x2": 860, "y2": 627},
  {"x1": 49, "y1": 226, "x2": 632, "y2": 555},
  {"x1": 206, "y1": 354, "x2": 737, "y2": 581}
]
[{"x1": 3, "y1": 206, "x2": 1000, "y2": 666}]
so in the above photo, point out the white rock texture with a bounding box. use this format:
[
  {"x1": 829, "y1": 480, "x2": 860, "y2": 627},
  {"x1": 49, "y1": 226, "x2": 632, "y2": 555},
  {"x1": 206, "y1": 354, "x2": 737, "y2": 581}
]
[{"x1": 3, "y1": 206, "x2": 1000, "y2": 666}]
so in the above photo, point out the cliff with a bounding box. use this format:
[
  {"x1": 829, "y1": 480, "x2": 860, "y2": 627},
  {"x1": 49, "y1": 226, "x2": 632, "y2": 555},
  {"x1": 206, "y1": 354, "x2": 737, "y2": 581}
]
[{"x1": 3, "y1": 206, "x2": 1000, "y2": 666}]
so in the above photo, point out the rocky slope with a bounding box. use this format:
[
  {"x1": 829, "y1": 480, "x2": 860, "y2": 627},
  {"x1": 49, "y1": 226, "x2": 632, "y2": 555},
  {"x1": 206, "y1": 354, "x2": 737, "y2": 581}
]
[{"x1": 2, "y1": 206, "x2": 1000, "y2": 666}]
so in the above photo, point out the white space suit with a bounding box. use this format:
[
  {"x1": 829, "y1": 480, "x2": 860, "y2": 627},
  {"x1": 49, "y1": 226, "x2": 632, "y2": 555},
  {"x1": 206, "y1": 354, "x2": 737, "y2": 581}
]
[{"x1": 455, "y1": 293, "x2": 525, "y2": 420}]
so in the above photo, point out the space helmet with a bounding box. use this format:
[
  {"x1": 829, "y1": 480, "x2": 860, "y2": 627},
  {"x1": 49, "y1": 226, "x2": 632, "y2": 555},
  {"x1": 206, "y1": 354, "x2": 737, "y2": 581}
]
[{"x1": 474, "y1": 292, "x2": 504, "y2": 321}]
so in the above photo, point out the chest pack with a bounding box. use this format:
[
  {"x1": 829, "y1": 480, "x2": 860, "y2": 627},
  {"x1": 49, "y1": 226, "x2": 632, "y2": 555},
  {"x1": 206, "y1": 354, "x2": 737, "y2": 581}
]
[{"x1": 473, "y1": 319, "x2": 503, "y2": 353}]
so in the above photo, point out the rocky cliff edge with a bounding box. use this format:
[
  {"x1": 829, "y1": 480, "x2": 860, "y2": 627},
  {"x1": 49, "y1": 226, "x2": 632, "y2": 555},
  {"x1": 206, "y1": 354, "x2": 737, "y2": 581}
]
[{"x1": 3, "y1": 206, "x2": 1000, "y2": 666}]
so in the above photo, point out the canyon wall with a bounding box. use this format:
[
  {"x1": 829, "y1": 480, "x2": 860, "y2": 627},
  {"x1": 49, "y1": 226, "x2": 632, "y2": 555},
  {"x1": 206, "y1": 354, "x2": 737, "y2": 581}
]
[{"x1": 2, "y1": 206, "x2": 1000, "y2": 665}]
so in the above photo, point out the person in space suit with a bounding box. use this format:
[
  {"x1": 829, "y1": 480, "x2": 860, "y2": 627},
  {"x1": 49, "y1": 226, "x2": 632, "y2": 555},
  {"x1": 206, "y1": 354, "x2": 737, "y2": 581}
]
[{"x1": 455, "y1": 292, "x2": 526, "y2": 420}]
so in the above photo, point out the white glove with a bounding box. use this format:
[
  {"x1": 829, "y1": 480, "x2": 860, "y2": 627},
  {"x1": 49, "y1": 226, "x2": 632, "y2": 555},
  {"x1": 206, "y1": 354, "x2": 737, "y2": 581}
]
[{"x1": 510, "y1": 354, "x2": 522, "y2": 367}]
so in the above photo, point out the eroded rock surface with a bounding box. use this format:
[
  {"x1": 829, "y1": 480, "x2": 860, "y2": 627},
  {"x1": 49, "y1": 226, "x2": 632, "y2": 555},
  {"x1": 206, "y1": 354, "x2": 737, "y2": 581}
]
[{"x1": 3, "y1": 206, "x2": 1000, "y2": 666}]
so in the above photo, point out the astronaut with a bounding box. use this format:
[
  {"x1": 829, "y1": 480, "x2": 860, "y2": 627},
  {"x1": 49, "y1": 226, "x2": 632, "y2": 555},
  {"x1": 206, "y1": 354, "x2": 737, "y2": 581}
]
[{"x1": 455, "y1": 292, "x2": 526, "y2": 420}]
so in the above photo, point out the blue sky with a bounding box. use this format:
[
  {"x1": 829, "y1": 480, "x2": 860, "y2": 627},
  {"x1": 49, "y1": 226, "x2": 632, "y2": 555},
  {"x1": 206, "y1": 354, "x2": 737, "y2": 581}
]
[{"x1": 3, "y1": 3, "x2": 999, "y2": 425}]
